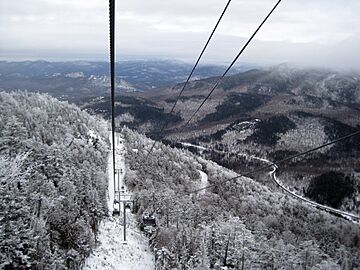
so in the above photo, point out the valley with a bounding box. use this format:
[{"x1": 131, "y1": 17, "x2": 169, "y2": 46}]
[
  {"x1": 78, "y1": 64, "x2": 360, "y2": 217},
  {"x1": 1, "y1": 61, "x2": 359, "y2": 269}
]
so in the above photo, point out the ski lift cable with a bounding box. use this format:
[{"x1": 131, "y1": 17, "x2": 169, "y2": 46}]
[
  {"x1": 153, "y1": 130, "x2": 360, "y2": 220},
  {"x1": 146, "y1": 0, "x2": 233, "y2": 158},
  {"x1": 109, "y1": 0, "x2": 116, "y2": 193},
  {"x1": 181, "y1": 0, "x2": 282, "y2": 130}
]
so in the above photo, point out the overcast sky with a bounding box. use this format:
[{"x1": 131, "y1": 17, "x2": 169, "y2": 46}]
[{"x1": 1, "y1": 0, "x2": 360, "y2": 69}]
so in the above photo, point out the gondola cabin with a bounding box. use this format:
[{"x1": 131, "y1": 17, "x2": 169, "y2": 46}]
[
  {"x1": 112, "y1": 201, "x2": 120, "y2": 216},
  {"x1": 125, "y1": 202, "x2": 132, "y2": 210},
  {"x1": 140, "y1": 214, "x2": 156, "y2": 231}
]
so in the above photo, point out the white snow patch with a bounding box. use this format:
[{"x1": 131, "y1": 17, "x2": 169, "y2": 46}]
[
  {"x1": 83, "y1": 215, "x2": 154, "y2": 270},
  {"x1": 181, "y1": 142, "x2": 207, "y2": 151},
  {"x1": 198, "y1": 170, "x2": 208, "y2": 194},
  {"x1": 87, "y1": 130, "x2": 100, "y2": 145},
  {"x1": 65, "y1": 72, "x2": 85, "y2": 78}
]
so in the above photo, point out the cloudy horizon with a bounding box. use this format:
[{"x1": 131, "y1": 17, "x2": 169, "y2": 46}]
[{"x1": 1, "y1": 0, "x2": 360, "y2": 69}]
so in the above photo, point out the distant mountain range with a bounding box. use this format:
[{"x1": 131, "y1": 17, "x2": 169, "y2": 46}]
[
  {"x1": 91, "y1": 64, "x2": 359, "y2": 129},
  {"x1": 0, "y1": 60, "x2": 252, "y2": 100}
]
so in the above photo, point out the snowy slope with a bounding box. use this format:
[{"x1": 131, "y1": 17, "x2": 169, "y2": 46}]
[
  {"x1": 83, "y1": 133, "x2": 155, "y2": 270},
  {"x1": 197, "y1": 169, "x2": 208, "y2": 194}
]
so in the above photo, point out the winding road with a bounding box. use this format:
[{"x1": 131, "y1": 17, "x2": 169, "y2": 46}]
[
  {"x1": 175, "y1": 142, "x2": 360, "y2": 222},
  {"x1": 269, "y1": 163, "x2": 360, "y2": 222}
]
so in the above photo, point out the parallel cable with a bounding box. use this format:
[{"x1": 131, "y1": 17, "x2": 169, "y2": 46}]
[
  {"x1": 153, "y1": 130, "x2": 360, "y2": 219},
  {"x1": 182, "y1": 0, "x2": 282, "y2": 130},
  {"x1": 109, "y1": 0, "x2": 116, "y2": 193},
  {"x1": 146, "y1": 0, "x2": 233, "y2": 157}
]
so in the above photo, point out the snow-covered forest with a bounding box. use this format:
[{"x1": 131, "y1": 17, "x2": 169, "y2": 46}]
[
  {"x1": 0, "y1": 92, "x2": 109, "y2": 269},
  {"x1": 123, "y1": 128, "x2": 360, "y2": 269},
  {"x1": 172, "y1": 112, "x2": 360, "y2": 214},
  {"x1": 1, "y1": 91, "x2": 359, "y2": 269}
]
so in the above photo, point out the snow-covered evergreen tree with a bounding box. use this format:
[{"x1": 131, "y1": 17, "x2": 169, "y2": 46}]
[{"x1": 0, "y1": 92, "x2": 110, "y2": 269}]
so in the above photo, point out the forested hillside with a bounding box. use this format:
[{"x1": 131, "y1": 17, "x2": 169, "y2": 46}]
[
  {"x1": 123, "y1": 128, "x2": 360, "y2": 269},
  {"x1": 0, "y1": 92, "x2": 109, "y2": 269},
  {"x1": 173, "y1": 111, "x2": 360, "y2": 214}
]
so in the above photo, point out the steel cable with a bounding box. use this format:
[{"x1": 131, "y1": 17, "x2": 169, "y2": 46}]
[{"x1": 146, "y1": 0, "x2": 233, "y2": 157}]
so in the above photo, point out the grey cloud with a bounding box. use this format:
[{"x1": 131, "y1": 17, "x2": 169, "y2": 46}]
[{"x1": 1, "y1": 0, "x2": 360, "y2": 69}]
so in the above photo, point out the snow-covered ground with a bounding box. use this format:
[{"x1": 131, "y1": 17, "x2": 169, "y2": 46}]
[
  {"x1": 181, "y1": 142, "x2": 207, "y2": 151},
  {"x1": 83, "y1": 132, "x2": 155, "y2": 270},
  {"x1": 197, "y1": 170, "x2": 208, "y2": 194}
]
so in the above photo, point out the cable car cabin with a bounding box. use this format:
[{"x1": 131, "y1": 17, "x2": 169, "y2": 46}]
[
  {"x1": 140, "y1": 214, "x2": 156, "y2": 231},
  {"x1": 143, "y1": 216, "x2": 156, "y2": 226},
  {"x1": 125, "y1": 202, "x2": 132, "y2": 210},
  {"x1": 112, "y1": 208, "x2": 120, "y2": 216},
  {"x1": 112, "y1": 201, "x2": 120, "y2": 216}
]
